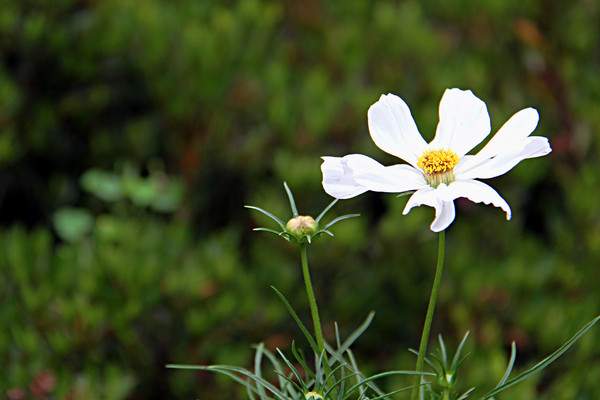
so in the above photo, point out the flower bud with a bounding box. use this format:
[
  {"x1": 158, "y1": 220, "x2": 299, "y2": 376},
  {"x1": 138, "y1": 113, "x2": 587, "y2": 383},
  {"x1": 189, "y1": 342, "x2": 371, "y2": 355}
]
[
  {"x1": 305, "y1": 391, "x2": 324, "y2": 400},
  {"x1": 286, "y1": 215, "x2": 318, "y2": 238}
]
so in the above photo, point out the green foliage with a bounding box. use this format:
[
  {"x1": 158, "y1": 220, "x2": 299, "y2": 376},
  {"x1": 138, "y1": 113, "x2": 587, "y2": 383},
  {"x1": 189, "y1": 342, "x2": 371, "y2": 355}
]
[
  {"x1": 1, "y1": 0, "x2": 600, "y2": 399},
  {"x1": 413, "y1": 318, "x2": 600, "y2": 400}
]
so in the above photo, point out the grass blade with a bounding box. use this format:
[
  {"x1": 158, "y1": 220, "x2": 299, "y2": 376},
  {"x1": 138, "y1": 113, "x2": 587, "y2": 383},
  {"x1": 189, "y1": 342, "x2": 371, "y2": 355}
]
[
  {"x1": 438, "y1": 334, "x2": 448, "y2": 367},
  {"x1": 480, "y1": 315, "x2": 600, "y2": 399},
  {"x1": 329, "y1": 312, "x2": 375, "y2": 363},
  {"x1": 283, "y1": 182, "x2": 298, "y2": 216},
  {"x1": 167, "y1": 364, "x2": 285, "y2": 399},
  {"x1": 498, "y1": 342, "x2": 517, "y2": 387},
  {"x1": 245, "y1": 205, "x2": 286, "y2": 230},
  {"x1": 271, "y1": 286, "x2": 319, "y2": 354},
  {"x1": 450, "y1": 331, "x2": 470, "y2": 371},
  {"x1": 254, "y1": 343, "x2": 268, "y2": 399},
  {"x1": 316, "y1": 199, "x2": 338, "y2": 223},
  {"x1": 343, "y1": 370, "x2": 436, "y2": 400},
  {"x1": 321, "y1": 214, "x2": 360, "y2": 231},
  {"x1": 253, "y1": 227, "x2": 284, "y2": 236},
  {"x1": 259, "y1": 346, "x2": 297, "y2": 397}
]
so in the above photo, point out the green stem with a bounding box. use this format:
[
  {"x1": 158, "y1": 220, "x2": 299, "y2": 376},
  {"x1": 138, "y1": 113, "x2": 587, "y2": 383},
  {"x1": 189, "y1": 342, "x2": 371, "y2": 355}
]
[
  {"x1": 299, "y1": 242, "x2": 335, "y2": 394},
  {"x1": 300, "y1": 243, "x2": 327, "y2": 355},
  {"x1": 411, "y1": 230, "x2": 446, "y2": 400}
]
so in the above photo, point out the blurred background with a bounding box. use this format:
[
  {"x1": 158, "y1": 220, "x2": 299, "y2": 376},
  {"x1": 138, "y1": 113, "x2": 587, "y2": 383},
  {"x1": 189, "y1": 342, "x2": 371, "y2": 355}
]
[{"x1": 1, "y1": 1, "x2": 599, "y2": 399}]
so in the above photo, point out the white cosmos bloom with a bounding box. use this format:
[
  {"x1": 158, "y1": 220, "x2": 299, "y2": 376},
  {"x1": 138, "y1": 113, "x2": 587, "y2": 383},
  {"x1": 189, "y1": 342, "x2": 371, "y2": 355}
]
[{"x1": 321, "y1": 89, "x2": 551, "y2": 232}]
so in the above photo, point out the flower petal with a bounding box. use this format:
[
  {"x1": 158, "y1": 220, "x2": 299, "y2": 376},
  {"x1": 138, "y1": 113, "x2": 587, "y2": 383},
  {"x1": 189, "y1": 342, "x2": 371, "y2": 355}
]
[
  {"x1": 457, "y1": 136, "x2": 551, "y2": 180},
  {"x1": 348, "y1": 159, "x2": 428, "y2": 193},
  {"x1": 321, "y1": 156, "x2": 367, "y2": 199},
  {"x1": 430, "y1": 88, "x2": 491, "y2": 156},
  {"x1": 321, "y1": 154, "x2": 427, "y2": 199},
  {"x1": 477, "y1": 107, "x2": 539, "y2": 159},
  {"x1": 456, "y1": 108, "x2": 540, "y2": 174},
  {"x1": 402, "y1": 188, "x2": 456, "y2": 232},
  {"x1": 440, "y1": 180, "x2": 511, "y2": 220},
  {"x1": 367, "y1": 93, "x2": 427, "y2": 166}
]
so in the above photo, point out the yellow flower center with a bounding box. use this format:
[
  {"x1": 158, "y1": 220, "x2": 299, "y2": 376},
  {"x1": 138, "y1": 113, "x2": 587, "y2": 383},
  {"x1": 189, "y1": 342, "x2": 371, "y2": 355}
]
[
  {"x1": 305, "y1": 391, "x2": 324, "y2": 400},
  {"x1": 417, "y1": 149, "x2": 459, "y2": 187}
]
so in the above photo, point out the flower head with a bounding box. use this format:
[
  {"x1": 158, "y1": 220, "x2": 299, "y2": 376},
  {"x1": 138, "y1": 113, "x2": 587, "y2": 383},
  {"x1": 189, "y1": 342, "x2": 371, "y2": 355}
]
[
  {"x1": 245, "y1": 182, "x2": 359, "y2": 244},
  {"x1": 286, "y1": 215, "x2": 319, "y2": 238},
  {"x1": 305, "y1": 391, "x2": 324, "y2": 399},
  {"x1": 321, "y1": 89, "x2": 551, "y2": 232}
]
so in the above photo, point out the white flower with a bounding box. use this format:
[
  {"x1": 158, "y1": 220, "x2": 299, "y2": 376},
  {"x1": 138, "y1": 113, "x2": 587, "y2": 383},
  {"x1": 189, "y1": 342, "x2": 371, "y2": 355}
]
[{"x1": 321, "y1": 89, "x2": 551, "y2": 232}]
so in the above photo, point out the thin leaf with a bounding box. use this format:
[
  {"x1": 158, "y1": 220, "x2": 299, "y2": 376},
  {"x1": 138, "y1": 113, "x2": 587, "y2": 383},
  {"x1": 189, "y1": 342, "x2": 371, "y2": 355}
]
[
  {"x1": 369, "y1": 384, "x2": 424, "y2": 400},
  {"x1": 396, "y1": 191, "x2": 416, "y2": 198},
  {"x1": 334, "y1": 323, "x2": 346, "y2": 400},
  {"x1": 316, "y1": 199, "x2": 338, "y2": 223},
  {"x1": 345, "y1": 350, "x2": 370, "y2": 398},
  {"x1": 167, "y1": 364, "x2": 284, "y2": 399},
  {"x1": 291, "y1": 341, "x2": 314, "y2": 380},
  {"x1": 272, "y1": 370, "x2": 304, "y2": 393},
  {"x1": 321, "y1": 214, "x2": 360, "y2": 231},
  {"x1": 346, "y1": 350, "x2": 387, "y2": 398},
  {"x1": 271, "y1": 286, "x2": 319, "y2": 354},
  {"x1": 438, "y1": 334, "x2": 448, "y2": 367},
  {"x1": 480, "y1": 316, "x2": 600, "y2": 399},
  {"x1": 259, "y1": 346, "x2": 297, "y2": 397},
  {"x1": 409, "y1": 348, "x2": 442, "y2": 376},
  {"x1": 245, "y1": 205, "x2": 286, "y2": 230},
  {"x1": 330, "y1": 312, "x2": 375, "y2": 362},
  {"x1": 322, "y1": 372, "x2": 361, "y2": 398},
  {"x1": 276, "y1": 349, "x2": 306, "y2": 390},
  {"x1": 314, "y1": 229, "x2": 335, "y2": 238},
  {"x1": 457, "y1": 387, "x2": 476, "y2": 400},
  {"x1": 253, "y1": 227, "x2": 284, "y2": 236},
  {"x1": 343, "y1": 370, "x2": 436, "y2": 400},
  {"x1": 450, "y1": 331, "x2": 470, "y2": 371},
  {"x1": 283, "y1": 182, "x2": 298, "y2": 216},
  {"x1": 254, "y1": 343, "x2": 268, "y2": 399},
  {"x1": 497, "y1": 342, "x2": 517, "y2": 387}
]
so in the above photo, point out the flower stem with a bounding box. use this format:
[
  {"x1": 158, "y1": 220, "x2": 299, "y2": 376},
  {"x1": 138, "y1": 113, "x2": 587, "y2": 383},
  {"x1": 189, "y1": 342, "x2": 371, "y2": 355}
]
[
  {"x1": 411, "y1": 230, "x2": 446, "y2": 400},
  {"x1": 300, "y1": 243, "x2": 327, "y2": 356}
]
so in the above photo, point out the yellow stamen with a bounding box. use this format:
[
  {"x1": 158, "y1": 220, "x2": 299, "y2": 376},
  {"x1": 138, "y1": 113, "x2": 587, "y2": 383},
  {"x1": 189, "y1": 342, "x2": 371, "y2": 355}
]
[
  {"x1": 305, "y1": 391, "x2": 324, "y2": 399},
  {"x1": 417, "y1": 149, "x2": 459, "y2": 187},
  {"x1": 417, "y1": 149, "x2": 459, "y2": 175}
]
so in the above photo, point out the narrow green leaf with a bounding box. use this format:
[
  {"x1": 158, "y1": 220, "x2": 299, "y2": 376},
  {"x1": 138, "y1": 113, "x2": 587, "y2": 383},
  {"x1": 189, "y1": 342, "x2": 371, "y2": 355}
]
[
  {"x1": 206, "y1": 366, "x2": 287, "y2": 400},
  {"x1": 345, "y1": 350, "x2": 387, "y2": 398},
  {"x1": 330, "y1": 312, "x2": 375, "y2": 362},
  {"x1": 450, "y1": 331, "x2": 470, "y2": 372},
  {"x1": 271, "y1": 286, "x2": 319, "y2": 354},
  {"x1": 253, "y1": 227, "x2": 284, "y2": 236},
  {"x1": 322, "y1": 214, "x2": 360, "y2": 231},
  {"x1": 273, "y1": 370, "x2": 304, "y2": 393},
  {"x1": 258, "y1": 346, "x2": 297, "y2": 397},
  {"x1": 316, "y1": 199, "x2": 338, "y2": 223},
  {"x1": 254, "y1": 343, "x2": 268, "y2": 399},
  {"x1": 322, "y1": 372, "x2": 361, "y2": 398},
  {"x1": 343, "y1": 370, "x2": 436, "y2": 400},
  {"x1": 457, "y1": 387, "x2": 476, "y2": 400},
  {"x1": 291, "y1": 341, "x2": 314, "y2": 380},
  {"x1": 369, "y1": 384, "x2": 422, "y2": 400},
  {"x1": 167, "y1": 364, "x2": 283, "y2": 399},
  {"x1": 334, "y1": 323, "x2": 346, "y2": 400},
  {"x1": 480, "y1": 316, "x2": 600, "y2": 399},
  {"x1": 498, "y1": 342, "x2": 517, "y2": 387},
  {"x1": 283, "y1": 182, "x2": 298, "y2": 216},
  {"x1": 276, "y1": 349, "x2": 306, "y2": 390},
  {"x1": 245, "y1": 205, "x2": 286, "y2": 230},
  {"x1": 408, "y1": 349, "x2": 442, "y2": 376},
  {"x1": 438, "y1": 334, "x2": 448, "y2": 367}
]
